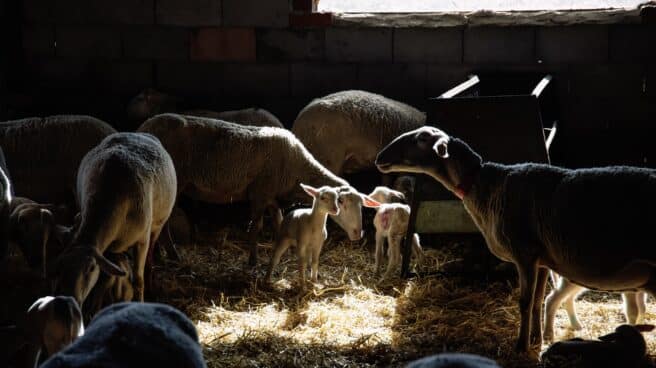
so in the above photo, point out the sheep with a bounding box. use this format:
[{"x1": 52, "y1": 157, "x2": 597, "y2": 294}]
[
  {"x1": 372, "y1": 203, "x2": 424, "y2": 280},
  {"x1": 127, "y1": 88, "x2": 284, "y2": 128},
  {"x1": 6, "y1": 197, "x2": 73, "y2": 277},
  {"x1": 50, "y1": 132, "x2": 177, "y2": 305},
  {"x1": 369, "y1": 186, "x2": 406, "y2": 204},
  {"x1": 406, "y1": 353, "x2": 501, "y2": 368},
  {"x1": 292, "y1": 90, "x2": 425, "y2": 176},
  {"x1": 0, "y1": 145, "x2": 13, "y2": 262},
  {"x1": 0, "y1": 115, "x2": 116, "y2": 206},
  {"x1": 392, "y1": 175, "x2": 416, "y2": 200},
  {"x1": 265, "y1": 184, "x2": 340, "y2": 292},
  {"x1": 544, "y1": 272, "x2": 647, "y2": 342},
  {"x1": 138, "y1": 113, "x2": 379, "y2": 266},
  {"x1": 40, "y1": 302, "x2": 206, "y2": 368},
  {"x1": 541, "y1": 324, "x2": 654, "y2": 368},
  {"x1": 83, "y1": 252, "x2": 134, "y2": 318},
  {"x1": 375, "y1": 125, "x2": 656, "y2": 353},
  {"x1": 4, "y1": 296, "x2": 84, "y2": 368}
]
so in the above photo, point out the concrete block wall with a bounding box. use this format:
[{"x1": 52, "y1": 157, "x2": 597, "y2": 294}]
[{"x1": 7, "y1": 0, "x2": 656, "y2": 167}]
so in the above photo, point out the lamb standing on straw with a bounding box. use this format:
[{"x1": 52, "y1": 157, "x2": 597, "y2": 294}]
[{"x1": 266, "y1": 184, "x2": 347, "y2": 292}]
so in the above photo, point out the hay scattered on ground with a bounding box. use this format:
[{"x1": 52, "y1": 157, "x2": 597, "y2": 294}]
[{"x1": 148, "y1": 230, "x2": 656, "y2": 368}]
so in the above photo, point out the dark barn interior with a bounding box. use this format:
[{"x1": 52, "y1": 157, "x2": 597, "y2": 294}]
[{"x1": 1, "y1": 1, "x2": 656, "y2": 367}]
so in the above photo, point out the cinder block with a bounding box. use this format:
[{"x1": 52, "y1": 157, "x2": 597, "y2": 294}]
[
  {"x1": 568, "y1": 65, "x2": 646, "y2": 98},
  {"x1": 394, "y1": 28, "x2": 462, "y2": 64},
  {"x1": 190, "y1": 28, "x2": 256, "y2": 61},
  {"x1": 357, "y1": 64, "x2": 427, "y2": 98},
  {"x1": 609, "y1": 25, "x2": 656, "y2": 62},
  {"x1": 22, "y1": 0, "x2": 52, "y2": 23},
  {"x1": 22, "y1": 26, "x2": 55, "y2": 56},
  {"x1": 53, "y1": 0, "x2": 153, "y2": 24},
  {"x1": 87, "y1": 61, "x2": 153, "y2": 95},
  {"x1": 157, "y1": 61, "x2": 224, "y2": 96},
  {"x1": 156, "y1": 0, "x2": 221, "y2": 26},
  {"x1": 56, "y1": 26, "x2": 121, "y2": 58},
  {"x1": 537, "y1": 25, "x2": 608, "y2": 64},
  {"x1": 124, "y1": 27, "x2": 189, "y2": 60},
  {"x1": 290, "y1": 63, "x2": 357, "y2": 97},
  {"x1": 220, "y1": 64, "x2": 289, "y2": 97},
  {"x1": 257, "y1": 29, "x2": 324, "y2": 61},
  {"x1": 223, "y1": 0, "x2": 289, "y2": 28},
  {"x1": 425, "y1": 65, "x2": 472, "y2": 97},
  {"x1": 326, "y1": 28, "x2": 392, "y2": 62},
  {"x1": 464, "y1": 27, "x2": 534, "y2": 64}
]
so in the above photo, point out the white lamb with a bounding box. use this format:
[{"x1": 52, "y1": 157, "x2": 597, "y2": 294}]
[{"x1": 265, "y1": 184, "x2": 342, "y2": 292}]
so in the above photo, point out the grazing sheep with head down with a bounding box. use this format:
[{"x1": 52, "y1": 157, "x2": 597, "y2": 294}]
[
  {"x1": 292, "y1": 90, "x2": 425, "y2": 175},
  {"x1": 0, "y1": 115, "x2": 116, "y2": 206},
  {"x1": 51, "y1": 132, "x2": 177, "y2": 305},
  {"x1": 127, "y1": 88, "x2": 284, "y2": 128},
  {"x1": 376, "y1": 125, "x2": 656, "y2": 353},
  {"x1": 40, "y1": 302, "x2": 206, "y2": 368},
  {"x1": 265, "y1": 184, "x2": 343, "y2": 292},
  {"x1": 4, "y1": 296, "x2": 84, "y2": 368},
  {"x1": 138, "y1": 113, "x2": 379, "y2": 266},
  {"x1": 544, "y1": 272, "x2": 647, "y2": 342}
]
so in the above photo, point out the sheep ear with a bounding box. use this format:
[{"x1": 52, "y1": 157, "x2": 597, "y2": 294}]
[
  {"x1": 433, "y1": 137, "x2": 449, "y2": 158},
  {"x1": 93, "y1": 249, "x2": 126, "y2": 277},
  {"x1": 362, "y1": 195, "x2": 381, "y2": 208},
  {"x1": 635, "y1": 324, "x2": 655, "y2": 333},
  {"x1": 300, "y1": 183, "x2": 319, "y2": 198}
]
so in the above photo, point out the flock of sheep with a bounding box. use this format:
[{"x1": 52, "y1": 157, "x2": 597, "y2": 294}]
[{"x1": 0, "y1": 88, "x2": 654, "y2": 367}]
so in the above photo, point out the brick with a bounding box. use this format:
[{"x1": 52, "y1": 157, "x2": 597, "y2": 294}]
[
  {"x1": 609, "y1": 25, "x2": 656, "y2": 63},
  {"x1": 22, "y1": 26, "x2": 55, "y2": 56},
  {"x1": 157, "y1": 62, "x2": 224, "y2": 96},
  {"x1": 53, "y1": 0, "x2": 153, "y2": 25},
  {"x1": 190, "y1": 28, "x2": 256, "y2": 61},
  {"x1": 220, "y1": 64, "x2": 289, "y2": 97},
  {"x1": 537, "y1": 26, "x2": 608, "y2": 64},
  {"x1": 22, "y1": 0, "x2": 52, "y2": 23},
  {"x1": 289, "y1": 12, "x2": 333, "y2": 28},
  {"x1": 394, "y1": 28, "x2": 462, "y2": 64},
  {"x1": 56, "y1": 27, "x2": 121, "y2": 58},
  {"x1": 464, "y1": 27, "x2": 534, "y2": 64},
  {"x1": 326, "y1": 28, "x2": 392, "y2": 62},
  {"x1": 568, "y1": 65, "x2": 647, "y2": 98},
  {"x1": 290, "y1": 63, "x2": 356, "y2": 97},
  {"x1": 257, "y1": 29, "x2": 324, "y2": 61},
  {"x1": 156, "y1": 0, "x2": 221, "y2": 26},
  {"x1": 124, "y1": 27, "x2": 189, "y2": 60},
  {"x1": 223, "y1": 0, "x2": 289, "y2": 28},
  {"x1": 357, "y1": 64, "x2": 427, "y2": 98}
]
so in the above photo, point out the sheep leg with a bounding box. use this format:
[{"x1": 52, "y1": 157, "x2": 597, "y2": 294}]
[
  {"x1": 411, "y1": 233, "x2": 424, "y2": 267},
  {"x1": 265, "y1": 238, "x2": 292, "y2": 283},
  {"x1": 133, "y1": 239, "x2": 150, "y2": 302},
  {"x1": 247, "y1": 206, "x2": 265, "y2": 266},
  {"x1": 636, "y1": 292, "x2": 647, "y2": 324},
  {"x1": 382, "y1": 235, "x2": 402, "y2": 280},
  {"x1": 544, "y1": 278, "x2": 584, "y2": 342},
  {"x1": 374, "y1": 232, "x2": 385, "y2": 276},
  {"x1": 267, "y1": 204, "x2": 283, "y2": 237},
  {"x1": 623, "y1": 292, "x2": 646, "y2": 324},
  {"x1": 310, "y1": 241, "x2": 322, "y2": 283},
  {"x1": 530, "y1": 267, "x2": 549, "y2": 347},
  {"x1": 297, "y1": 242, "x2": 308, "y2": 292},
  {"x1": 145, "y1": 227, "x2": 163, "y2": 293},
  {"x1": 515, "y1": 261, "x2": 538, "y2": 353}
]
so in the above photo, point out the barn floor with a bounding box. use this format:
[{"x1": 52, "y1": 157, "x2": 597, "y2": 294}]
[{"x1": 147, "y1": 229, "x2": 656, "y2": 368}]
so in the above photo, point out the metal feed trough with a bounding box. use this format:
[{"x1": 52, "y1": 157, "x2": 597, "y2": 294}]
[{"x1": 400, "y1": 73, "x2": 558, "y2": 277}]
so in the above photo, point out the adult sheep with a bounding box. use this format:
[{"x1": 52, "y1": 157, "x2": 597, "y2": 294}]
[
  {"x1": 292, "y1": 90, "x2": 425, "y2": 176},
  {"x1": 138, "y1": 113, "x2": 379, "y2": 266},
  {"x1": 0, "y1": 115, "x2": 116, "y2": 205},
  {"x1": 51, "y1": 132, "x2": 177, "y2": 305},
  {"x1": 127, "y1": 88, "x2": 284, "y2": 128},
  {"x1": 375, "y1": 126, "x2": 656, "y2": 353}
]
